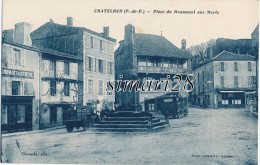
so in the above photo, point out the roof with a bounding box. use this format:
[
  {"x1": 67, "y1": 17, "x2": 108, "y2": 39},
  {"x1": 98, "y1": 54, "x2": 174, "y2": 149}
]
[
  {"x1": 3, "y1": 41, "x2": 39, "y2": 52},
  {"x1": 212, "y1": 51, "x2": 255, "y2": 61},
  {"x1": 3, "y1": 40, "x2": 82, "y2": 61},
  {"x1": 31, "y1": 22, "x2": 116, "y2": 42},
  {"x1": 40, "y1": 47, "x2": 82, "y2": 61},
  {"x1": 134, "y1": 33, "x2": 192, "y2": 59},
  {"x1": 252, "y1": 24, "x2": 259, "y2": 35}
]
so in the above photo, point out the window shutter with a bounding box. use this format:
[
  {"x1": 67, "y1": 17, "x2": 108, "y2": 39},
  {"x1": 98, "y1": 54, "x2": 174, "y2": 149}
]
[
  {"x1": 8, "y1": 48, "x2": 14, "y2": 65},
  {"x1": 21, "y1": 50, "x2": 26, "y2": 66},
  {"x1": 57, "y1": 61, "x2": 64, "y2": 77},
  {"x1": 103, "y1": 60, "x2": 106, "y2": 74},
  {"x1": 252, "y1": 62, "x2": 255, "y2": 72},
  {"x1": 95, "y1": 58, "x2": 97, "y2": 72},
  {"x1": 20, "y1": 81, "x2": 23, "y2": 95},
  {"x1": 247, "y1": 76, "x2": 250, "y2": 87},
  {"x1": 7, "y1": 81, "x2": 11, "y2": 95},
  {"x1": 91, "y1": 57, "x2": 94, "y2": 71},
  {"x1": 2, "y1": 80, "x2": 6, "y2": 95},
  {"x1": 86, "y1": 56, "x2": 90, "y2": 71},
  {"x1": 112, "y1": 62, "x2": 114, "y2": 75}
]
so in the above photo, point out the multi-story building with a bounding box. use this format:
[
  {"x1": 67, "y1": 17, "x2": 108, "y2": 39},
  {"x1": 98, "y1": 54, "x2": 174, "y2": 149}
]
[
  {"x1": 192, "y1": 51, "x2": 256, "y2": 108},
  {"x1": 1, "y1": 22, "x2": 40, "y2": 132},
  {"x1": 115, "y1": 24, "x2": 192, "y2": 112},
  {"x1": 38, "y1": 48, "x2": 80, "y2": 128},
  {"x1": 31, "y1": 17, "x2": 116, "y2": 114}
]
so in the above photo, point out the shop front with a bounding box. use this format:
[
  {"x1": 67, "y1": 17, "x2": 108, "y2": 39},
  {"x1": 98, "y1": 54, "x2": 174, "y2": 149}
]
[
  {"x1": 1, "y1": 96, "x2": 34, "y2": 133},
  {"x1": 218, "y1": 91, "x2": 245, "y2": 108}
]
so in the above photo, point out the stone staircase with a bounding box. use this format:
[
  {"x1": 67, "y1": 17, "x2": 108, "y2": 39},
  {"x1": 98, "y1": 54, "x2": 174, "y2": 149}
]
[{"x1": 94, "y1": 111, "x2": 169, "y2": 132}]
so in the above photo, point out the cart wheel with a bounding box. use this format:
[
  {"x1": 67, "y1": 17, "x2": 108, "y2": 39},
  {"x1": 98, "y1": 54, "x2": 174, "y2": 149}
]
[
  {"x1": 66, "y1": 126, "x2": 73, "y2": 133},
  {"x1": 93, "y1": 116, "x2": 100, "y2": 124}
]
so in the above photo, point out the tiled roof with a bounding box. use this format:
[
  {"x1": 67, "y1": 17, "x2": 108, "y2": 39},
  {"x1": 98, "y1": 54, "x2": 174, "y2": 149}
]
[
  {"x1": 212, "y1": 51, "x2": 255, "y2": 61},
  {"x1": 134, "y1": 33, "x2": 192, "y2": 59},
  {"x1": 3, "y1": 41, "x2": 39, "y2": 52},
  {"x1": 3, "y1": 41, "x2": 82, "y2": 60},
  {"x1": 32, "y1": 22, "x2": 116, "y2": 42},
  {"x1": 252, "y1": 24, "x2": 259, "y2": 35}
]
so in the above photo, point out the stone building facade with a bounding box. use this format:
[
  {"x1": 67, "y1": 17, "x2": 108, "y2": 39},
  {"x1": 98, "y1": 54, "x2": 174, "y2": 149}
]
[
  {"x1": 115, "y1": 24, "x2": 192, "y2": 112},
  {"x1": 31, "y1": 17, "x2": 116, "y2": 116},
  {"x1": 191, "y1": 51, "x2": 256, "y2": 108},
  {"x1": 1, "y1": 22, "x2": 40, "y2": 132}
]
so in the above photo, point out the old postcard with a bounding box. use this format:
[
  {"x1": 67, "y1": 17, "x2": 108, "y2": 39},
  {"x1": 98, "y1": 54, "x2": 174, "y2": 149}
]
[{"x1": 1, "y1": 0, "x2": 258, "y2": 164}]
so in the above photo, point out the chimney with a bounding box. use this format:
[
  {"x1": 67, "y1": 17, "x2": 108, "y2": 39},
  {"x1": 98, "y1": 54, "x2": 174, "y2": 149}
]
[
  {"x1": 209, "y1": 47, "x2": 213, "y2": 59},
  {"x1": 14, "y1": 22, "x2": 32, "y2": 46},
  {"x1": 3, "y1": 29, "x2": 14, "y2": 42},
  {"x1": 124, "y1": 24, "x2": 136, "y2": 77},
  {"x1": 67, "y1": 17, "x2": 73, "y2": 26},
  {"x1": 103, "y1": 26, "x2": 109, "y2": 37},
  {"x1": 124, "y1": 24, "x2": 135, "y2": 56},
  {"x1": 181, "y1": 39, "x2": 186, "y2": 49}
]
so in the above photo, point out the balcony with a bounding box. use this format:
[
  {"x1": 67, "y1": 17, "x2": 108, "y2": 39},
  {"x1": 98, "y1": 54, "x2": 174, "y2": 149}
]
[
  {"x1": 215, "y1": 83, "x2": 256, "y2": 90},
  {"x1": 137, "y1": 66, "x2": 191, "y2": 75}
]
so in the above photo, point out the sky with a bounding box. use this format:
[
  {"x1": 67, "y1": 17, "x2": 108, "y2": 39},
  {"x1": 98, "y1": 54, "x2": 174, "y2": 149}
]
[{"x1": 2, "y1": 0, "x2": 259, "y2": 48}]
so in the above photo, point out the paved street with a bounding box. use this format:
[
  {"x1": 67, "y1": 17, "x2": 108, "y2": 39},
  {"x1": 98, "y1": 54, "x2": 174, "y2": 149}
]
[{"x1": 2, "y1": 107, "x2": 258, "y2": 165}]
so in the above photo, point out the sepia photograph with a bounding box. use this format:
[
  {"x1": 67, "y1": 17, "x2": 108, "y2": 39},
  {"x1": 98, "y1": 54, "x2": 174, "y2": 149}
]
[{"x1": 1, "y1": 0, "x2": 259, "y2": 164}]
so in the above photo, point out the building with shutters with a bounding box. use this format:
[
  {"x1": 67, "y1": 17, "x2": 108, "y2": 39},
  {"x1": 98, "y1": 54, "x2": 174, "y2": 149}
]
[
  {"x1": 114, "y1": 24, "x2": 192, "y2": 112},
  {"x1": 1, "y1": 22, "x2": 40, "y2": 132},
  {"x1": 38, "y1": 48, "x2": 80, "y2": 129},
  {"x1": 192, "y1": 50, "x2": 256, "y2": 109},
  {"x1": 30, "y1": 17, "x2": 116, "y2": 117}
]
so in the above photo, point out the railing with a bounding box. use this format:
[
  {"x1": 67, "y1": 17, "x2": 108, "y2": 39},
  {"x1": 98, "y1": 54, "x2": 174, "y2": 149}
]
[
  {"x1": 137, "y1": 66, "x2": 191, "y2": 74},
  {"x1": 215, "y1": 83, "x2": 256, "y2": 89}
]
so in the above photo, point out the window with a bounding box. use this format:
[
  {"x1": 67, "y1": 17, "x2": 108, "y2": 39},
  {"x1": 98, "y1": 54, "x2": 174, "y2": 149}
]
[
  {"x1": 98, "y1": 80, "x2": 103, "y2": 95},
  {"x1": 100, "y1": 40, "x2": 103, "y2": 51},
  {"x1": 90, "y1": 37, "x2": 94, "y2": 48},
  {"x1": 221, "y1": 100, "x2": 228, "y2": 105},
  {"x1": 220, "y1": 62, "x2": 224, "y2": 71},
  {"x1": 14, "y1": 49, "x2": 21, "y2": 66},
  {"x1": 232, "y1": 99, "x2": 241, "y2": 105},
  {"x1": 17, "y1": 105, "x2": 25, "y2": 123},
  {"x1": 50, "y1": 80, "x2": 56, "y2": 96},
  {"x1": 248, "y1": 62, "x2": 252, "y2": 71},
  {"x1": 148, "y1": 103, "x2": 155, "y2": 111},
  {"x1": 107, "y1": 61, "x2": 112, "y2": 74},
  {"x1": 64, "y1": 62, "x2": 70, "y2": 75},
  {"x1": 88, "y1": 79, "x2": 94, "y2": 94},
  {"x1": 87, "y1": 57, "x2": 94, "y2": 71},
  {"x1": 1, "y1": 105, "x2": 7, "y2": 124},
  {"x1": 64, "y1": 82, "x2": 70, "y2": 96},
  {"x1": 50, "y1": 60, "x2": 56, "y2": 76},
  {"x1": 98, "y1": 59, "x2": 103, "y2": 73},
  {"x1": 234, "y1": 76, "x2": 238, "y2": 88},
  {"x1": 8, "y1": 105, "x2": 16, "y2": 124},
  {"x1": 138, "y1": 59, "x2": 146, "y2": 66},
  {"x1": 220, "y1": 76, "x2": 224, "y2": 88},
  {"x1": 163, "y1": 61, "x2": 169, "y2": 67},
  {"x1": 248, "y1": 76, "x2": 256, "y2": 87},
  {"x1": 24, "y1": 82, "x2": 29, "y2": 95},
  {"x1": 234, "y1": 62, "x2": 238, "y2": 71},
  {"x1": 50, "y1": 107, "x2": 57, "y2": 123},
  {"x1": 12, "y1": 81, "x2": 21, "y2": 95}
]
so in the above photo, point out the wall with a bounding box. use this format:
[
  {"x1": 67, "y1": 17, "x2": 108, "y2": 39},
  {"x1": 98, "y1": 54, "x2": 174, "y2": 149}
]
[
  {"x1": 213, "y1": 61, "x2": 256, "y2": 88},
  {"x1": 1, "y1": 43, "x2": 40, "y2": 130},
  {"x1": 83, "y1": 32, "x2": 115, "y2": 111}
]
